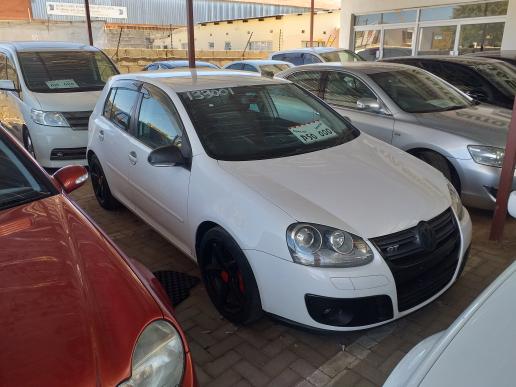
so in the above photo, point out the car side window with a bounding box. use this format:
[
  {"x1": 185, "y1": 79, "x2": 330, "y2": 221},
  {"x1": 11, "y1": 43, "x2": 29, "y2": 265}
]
[
  {"x1": 227, "y1": 63, "x2": 243, "y2": 70},
  {"x1": 286, "y1": 71, "x2": 322, "y2": 95},
  {"x1": 323, "y1": 71, "x2": 377, "y2": 110},
  {"x1": 146, "y1": 64, "x2": 159, "y2": 71},
  {"x1": 243, "y1": 64, "x2": 258, "y2": 72},
  {"x1": 136, "y1": 84, "x2": 184, "y2": 150},
  {"x1": 284, "y1": 53, "x2": 304, "y2": 66},
  {"x1": 271, "y1": 54, "x2": 284, "y2": 61},
  {"x1": 104, "y1": 87, "x2": 139, "y2": 130},
  {"x1": 303, "y1": 54, "x2": 322, "y2": 64},
  {"x1": 0, "y1": 52, "x2": 19, "y2": 89}
]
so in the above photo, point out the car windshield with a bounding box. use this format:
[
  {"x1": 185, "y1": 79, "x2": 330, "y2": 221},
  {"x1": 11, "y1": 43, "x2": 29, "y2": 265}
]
[
  {"x1": 179, "y1": 83, "x2": 358, "y2": 161},
  {"x1": 18, "y1": 50, "x2": 119, "y2": 93},
  {"x1": 319, "y1": 50, "x2": 363, "y2": 63},
  {"x1": 0, "y1": 135, "x2": 54, "y2": 211},
  {"x1": 259, "y1": 64, "x2": 291, "y2": 77},
  {"x1": 471, "y1": 62, "x2": 516, "y2": 97},
  {"x1": 369, "y1": 68, "x2": 471, "y2": 113}
]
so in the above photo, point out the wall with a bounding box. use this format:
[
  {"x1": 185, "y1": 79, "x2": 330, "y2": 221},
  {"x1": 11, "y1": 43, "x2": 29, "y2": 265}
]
[
  {"x1": 0, "y1": 0, "x2": 31, "y2": 20},
  {"x1": 164, "y1": 11, "x2": 340, "y2": 52},
  {"x1": 340, "y1": 0, "x2": 515, "y2": 51}
]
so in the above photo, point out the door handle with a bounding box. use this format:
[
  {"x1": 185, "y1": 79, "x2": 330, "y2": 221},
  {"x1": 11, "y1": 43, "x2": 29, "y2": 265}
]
[
  {"x1": 98, "y1": 129, "x2": 104, "y2": 142},
  {"x1": 128, "y1": 151, "x2": 137, "y2": 165}
]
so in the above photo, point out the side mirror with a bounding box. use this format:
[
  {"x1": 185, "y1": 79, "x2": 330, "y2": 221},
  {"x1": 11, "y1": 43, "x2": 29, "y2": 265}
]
[
  {"x1": 357, "y1": 98, "x2": 381, "y2": 112},
  {"x1": 53, "y1": 165, "x2": 88, "y2": 193},
  {"x1": 148, "y1": 144, "x2": 186, "y2": 167},
  {"x1": 0, "y1": 79, "x2": 16, "y2": 92},
  {"x1": 508, "y1": 191, "x2": 516, "y2": 219}
]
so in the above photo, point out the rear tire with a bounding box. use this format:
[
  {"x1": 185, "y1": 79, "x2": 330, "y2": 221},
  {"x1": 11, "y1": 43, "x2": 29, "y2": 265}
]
[
  {"x1": 199, "y1": 227, "x2": 262, "y2": 325},
  {"x1": 89, "y1": 153, "x2": 120, "y2": 210}
]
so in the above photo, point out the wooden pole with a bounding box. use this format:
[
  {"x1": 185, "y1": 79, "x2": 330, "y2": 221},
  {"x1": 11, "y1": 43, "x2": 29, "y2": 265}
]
[
  {"x1": 84, "y1": 0, "x2": 93, "y2": 45},
  {"x1": 309, "y1": 0, "x2": 314, "y2": 47},
  {"x1": 490, "y1": 98, "x2": 516, "y2": 241},
  {"x1": 186, "y1": 0, "x2": 196, "y2": 68}
]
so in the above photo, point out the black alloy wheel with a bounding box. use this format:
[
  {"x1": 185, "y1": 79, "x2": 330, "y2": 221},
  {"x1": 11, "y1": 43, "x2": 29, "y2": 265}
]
[{"x1": 89, "y1": 153, "x2": 120, "y2": 210}]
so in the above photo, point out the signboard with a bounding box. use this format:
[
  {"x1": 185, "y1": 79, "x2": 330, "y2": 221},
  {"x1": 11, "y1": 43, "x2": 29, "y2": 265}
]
[{"x1": 46, "y1": 2, "x2": 128, "y2": 19}]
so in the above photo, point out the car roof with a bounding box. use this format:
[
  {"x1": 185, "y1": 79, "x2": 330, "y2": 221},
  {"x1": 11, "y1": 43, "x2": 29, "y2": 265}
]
[
  {"x1": 384, "y1": 55, "x2": 505, "y2": 66},
  {"x1": 112, "y1": 68, "x2": 288, "y2": 92},
  {"x1": 272, "y1": 47, "x2": 342, "y2": 55},
  {"x1": 285, "y1": 61, "x2": 416, "y2": 75},
  {"x1": 225, "y1": 59, "x2": 292, "y2": 66},
  {"x1": 153, "y1": 60, "x2": 216, "y2": 67},
  {"x1": 0, "y1": 41, "x2": 97, "y2": 52}
]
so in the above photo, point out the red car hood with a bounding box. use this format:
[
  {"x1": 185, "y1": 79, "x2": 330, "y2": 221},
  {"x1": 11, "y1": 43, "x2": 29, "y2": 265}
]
[{"x1": 0, "y1": 195, "x2": 162, "y2": 387}]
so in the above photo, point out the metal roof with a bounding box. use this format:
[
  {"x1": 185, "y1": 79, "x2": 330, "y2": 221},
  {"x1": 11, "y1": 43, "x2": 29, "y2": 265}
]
[{"x1": 31, "y1": 0, "x2": 311, "y2": 26}]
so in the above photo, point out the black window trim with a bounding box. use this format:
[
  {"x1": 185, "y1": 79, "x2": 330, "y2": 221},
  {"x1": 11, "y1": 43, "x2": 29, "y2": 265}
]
[{"x1": 103, "y1": 79, "x2": 141, "y2": 131}]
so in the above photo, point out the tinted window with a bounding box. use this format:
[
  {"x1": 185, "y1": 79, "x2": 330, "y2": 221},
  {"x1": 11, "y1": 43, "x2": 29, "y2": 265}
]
[
  {"x1": 243, "y1": 64, "x2": 258, "y2": 72},
  {"x1": 108, "y1": 88, "x2": 139, "y2": 130},
  {"x1": 146, "y1": 64, "x2": 159, "y2": 71},
  {"x1": 323, "y1": 72, "x2": 377, "y2": 109},
  {"x1": 420, "y1": 61, "x2": 490, "y2": 96},
  {"x1": 471, "y1": 61, "x2": 516, "y2": 97},
  {"x1": 136, "y1": 85, "x2": 183, "y2": 150},
  {"x1": 226, "y1": 63, "x2": 243, "y2": 70},
  {"x1": 271, "y1": 54, "x2": 285, "y2": 61},
  {"x1": 286, "y1": 71, "x2": 322, "y2": 94},
  {"x1": 369, "y1": 68, "x2": 470, "y2": 113},
  {"x1": 259, "y1": 64, "x2": 291, "y2": 78},
  {"x1": 0, "y1": 135, "x2": 54, "y2": 210},
  {"x1": 303, "y1": 54, "x2": 322, "y2": 64},
  {"x1": 17, "y1": 50, "x2": 118, "y2": 93},
  {"x1": 179, "y1": 83, "x2": 357, "y2": 161},
  {"x1": 319, "y1": 50, "x2": 363, "y2": 63},
  {"x1": 283, "y1": 53, "x2": 304, "y2": 66}
]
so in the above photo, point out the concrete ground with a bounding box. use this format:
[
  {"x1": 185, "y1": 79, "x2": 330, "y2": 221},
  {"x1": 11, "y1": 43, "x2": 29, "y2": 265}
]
[{"x1": 72, "y1": 183, "x2": 516, "y2": 387}]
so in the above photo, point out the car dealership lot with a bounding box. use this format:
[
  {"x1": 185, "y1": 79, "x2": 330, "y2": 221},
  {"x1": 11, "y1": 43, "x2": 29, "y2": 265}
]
[{"x1": 72, "y1": 182, "x2": 516, "y2": 387}]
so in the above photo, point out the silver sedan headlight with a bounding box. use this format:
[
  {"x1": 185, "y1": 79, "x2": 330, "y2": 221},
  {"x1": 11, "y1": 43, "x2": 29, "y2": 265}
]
[
  {"x1": 119, "y1": 320, "x2": 185, "y2": 387},
  {"x1": 31, "y1": 109, "x2": 69, "y2": 127},
  {"x1": 468, "y1": 145, "x2": 505, "y2": 168},
  {"x1": 448, "y1": 182, "x2": 465, "y2": 220},
  {"x1": 286, "y1": 223, "x2": 374, "y2": 267}
]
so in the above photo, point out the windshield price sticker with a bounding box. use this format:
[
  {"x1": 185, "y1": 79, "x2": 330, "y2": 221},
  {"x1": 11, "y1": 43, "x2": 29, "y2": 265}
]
[
  {"x1": 289, "y1": 121, "x2": 338, "y2": 144},
  {"x1": 187, "y1": 88, "x2": 234, "y2": 100},
  {"x1": 45, "y1": 79, "x2": 79, "y2": 89}
]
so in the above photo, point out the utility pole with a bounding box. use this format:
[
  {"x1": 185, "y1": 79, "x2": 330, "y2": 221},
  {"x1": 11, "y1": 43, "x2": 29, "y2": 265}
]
[
  {"x1": 84, "y1": 0, "x2": 93, "y2": 45},
  {"x1": 309, "y1": 0, "x2": 314, "y2": 47},
  {"x1": 186, "y1": 0, "x2": 196, "y2": 68}
]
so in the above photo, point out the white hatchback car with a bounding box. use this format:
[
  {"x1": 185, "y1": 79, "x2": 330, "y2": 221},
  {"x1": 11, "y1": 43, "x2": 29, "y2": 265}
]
[{"x1": 87, "y1": 69, "x2": 472, "y2": 331}]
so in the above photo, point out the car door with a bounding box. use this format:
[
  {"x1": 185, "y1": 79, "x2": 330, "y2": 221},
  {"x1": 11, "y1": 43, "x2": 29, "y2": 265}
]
[
  {"x1": 321, "y1": 71, "x2": 395, "y2": 143},
  {"x1": 0, "y1": 51, "x2": 24, "y2": 140},
  {"x1": 93, "y1": 80, "x2": 140, "y2": 205},
  {"x1": 126, "y1": 83, "x2": 191, "y2": 253}
]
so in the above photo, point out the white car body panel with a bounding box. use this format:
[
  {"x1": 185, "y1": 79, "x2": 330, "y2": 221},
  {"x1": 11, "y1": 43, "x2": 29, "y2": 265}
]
[
  {"x1": 87, "y1": 70, "x2": 472, "y2": 331},
  {"x1": 385, "y1": 261, "x2": 516, "y2": 387}
]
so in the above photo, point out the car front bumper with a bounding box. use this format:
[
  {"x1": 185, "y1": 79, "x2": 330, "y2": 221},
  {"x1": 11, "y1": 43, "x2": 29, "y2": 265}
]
[
  {"x1": 246, "y1": 209, "x2": 472, "y2": 331},
  {"x1": 457, "y1": 158, "x2": 516, "y2": 210},
  {"x1": 28, "y1": 122, "x2": 88, "y2": 169}
]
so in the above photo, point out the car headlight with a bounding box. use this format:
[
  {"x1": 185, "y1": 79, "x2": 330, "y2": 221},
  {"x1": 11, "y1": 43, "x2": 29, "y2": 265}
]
[
  {"x1": 31, "y1": 109, "x2": 69, "y2": 127},
  {"x1": 448, "y1": 182, "x2": 464, "y2": 220},
  {"x1": 286, "y1": 223, "x2": 373, "y2": 267},
  {"x1": 119, "y1": 320, "x2": 185, "y2": 387},
  {"x1": 468, "y1": 145, "x2": 504, "y2": 168}
]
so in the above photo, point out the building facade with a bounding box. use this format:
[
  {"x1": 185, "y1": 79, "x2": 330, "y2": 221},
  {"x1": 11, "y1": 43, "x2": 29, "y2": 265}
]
[{"x1": 340, "y1": 0, "x2": 516, "y2": 60}]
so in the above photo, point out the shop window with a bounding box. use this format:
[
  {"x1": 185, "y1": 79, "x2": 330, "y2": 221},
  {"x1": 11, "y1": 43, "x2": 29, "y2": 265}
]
[
  {"x1": 249, "y1": 41, "x2": 273, "y2": 51},
  {"x1": 418, "y1": 25, "x2": 457, "y2": 55},
  {"x1": 382, "y1": 10, "x2": 417, "y2": 24},
  {"x1": 420, "y1": 1, "x2": 508, "y2": 21},
  {"x1": 458, "y1": 22, "x2": 505, "y2": 54},
  {"x1": 354, "y1": 13, "x2": 381, "y2": 26},
  {"x1": 383, "y1": 28, "x2": 414, "y2": 58},
  {"x1": 354, "y1": 30, "x2": 380, "y2": 61}
]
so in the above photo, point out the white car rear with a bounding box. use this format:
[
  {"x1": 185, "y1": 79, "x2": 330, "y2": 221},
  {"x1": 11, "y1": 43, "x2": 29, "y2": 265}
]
[{"x1": 87, "y1": 69, "x2": 472, "y2": 331}]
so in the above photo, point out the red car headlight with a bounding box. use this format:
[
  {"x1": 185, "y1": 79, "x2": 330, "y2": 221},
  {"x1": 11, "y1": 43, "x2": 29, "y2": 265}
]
[{"x1": 119, "y1": 320, "x2": 185, "y2": 387}]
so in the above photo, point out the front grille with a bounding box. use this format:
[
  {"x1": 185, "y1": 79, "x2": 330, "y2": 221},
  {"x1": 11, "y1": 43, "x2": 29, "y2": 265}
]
[
  {"x1": 370, "y1": 208, "x2": 460, "y2": 312},
  {"x1": 62, "y1": 111, "x2": 92, "y2": 130},
  {"x1": 50, "y1": 147, "x2": 87, "y2": 160}
]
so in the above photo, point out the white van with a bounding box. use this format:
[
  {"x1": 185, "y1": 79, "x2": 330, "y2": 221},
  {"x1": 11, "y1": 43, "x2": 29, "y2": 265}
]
[{"x1": 0, "y1": 41, "x2": 119, "y2": 168}]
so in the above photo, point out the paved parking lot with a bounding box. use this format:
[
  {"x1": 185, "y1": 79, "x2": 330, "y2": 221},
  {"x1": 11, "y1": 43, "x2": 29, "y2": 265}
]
[{"x1": 71, "y1": 182, "x2": 516, "y2": 387}]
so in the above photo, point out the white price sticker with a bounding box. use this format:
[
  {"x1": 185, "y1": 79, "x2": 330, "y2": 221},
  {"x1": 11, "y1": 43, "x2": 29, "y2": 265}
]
[
  {"x1": 289, "y1": 121, "x2": 338, "y2": 144},
  {"x1": 45, "y1": 79, "x2": 79, "y2": 89}
]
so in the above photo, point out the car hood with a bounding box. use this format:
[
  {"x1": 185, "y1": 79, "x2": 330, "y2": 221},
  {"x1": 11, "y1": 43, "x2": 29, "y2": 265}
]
[
  {"x1": 0, "y1": 195, "x2": 162, "y2": 386},
  {"x1": 413, "y1": 104, "x2": 511, "y2": 148},
  {"x1": 219, "y1": 134, "x2": 451, "y2": 238},
  {"x1": 32, "y1": 90, "x2": 101, "y2": 111}
]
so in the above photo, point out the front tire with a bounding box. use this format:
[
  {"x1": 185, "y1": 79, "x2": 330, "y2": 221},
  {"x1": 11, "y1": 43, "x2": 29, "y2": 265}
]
[
  {"x1": 89, "y1": 153, "x2": 120, "y2": 210},
  {"x1": 416, "y1": 150, "x2": 460, "y2": 191},
  {"x1": 23, "y1": 127, "x2": 36, "y2": 159},
  {"x1": 199, "y1": 227, "x2": 262, "y2": 325}
]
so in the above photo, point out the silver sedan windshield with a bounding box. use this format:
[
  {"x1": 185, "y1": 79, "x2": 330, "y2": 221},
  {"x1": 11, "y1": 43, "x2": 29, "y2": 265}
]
[{"x1": 369, "y1": 68, "x2": 471, "y2": 113}]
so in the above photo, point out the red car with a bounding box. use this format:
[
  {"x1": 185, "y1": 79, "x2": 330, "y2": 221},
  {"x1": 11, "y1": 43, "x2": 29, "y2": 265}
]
[{"x1": 0, "y1": 127, "x2": 196, "y2": 387}]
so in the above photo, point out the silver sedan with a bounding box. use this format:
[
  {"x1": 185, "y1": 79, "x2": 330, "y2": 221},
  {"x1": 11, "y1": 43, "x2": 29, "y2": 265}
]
[{"x1": 277, "y1": 62, "x2": 513, "y2": 209}]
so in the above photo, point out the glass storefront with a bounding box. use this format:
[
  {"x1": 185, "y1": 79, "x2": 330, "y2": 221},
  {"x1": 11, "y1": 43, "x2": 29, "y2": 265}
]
[{"x1": 353, "y1": 0, "x2": 508, "y2": 60}]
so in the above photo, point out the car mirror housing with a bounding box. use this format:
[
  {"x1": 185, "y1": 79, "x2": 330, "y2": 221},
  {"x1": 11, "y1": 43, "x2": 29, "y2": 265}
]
[
  {"x1": 508, "y1": 191, "x2": 516, "y2": 218},
  {"x1": 53, "y1": 165, "x2": 89, "y2": 193},
  {"x1": 357, "y1": 98, "x2": 381, "y2": 112},
  {"x1": 0, "y1": 79, "x2": 17, "y2": 92},
  {"x1": 148, "y1": 144, "x2": 186, "y2": 167}
]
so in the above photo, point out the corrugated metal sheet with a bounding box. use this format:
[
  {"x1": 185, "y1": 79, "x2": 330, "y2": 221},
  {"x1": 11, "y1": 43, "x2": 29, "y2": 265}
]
[{"x1": 30, "y1": 0, "x2": 310, "y2": 25}]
